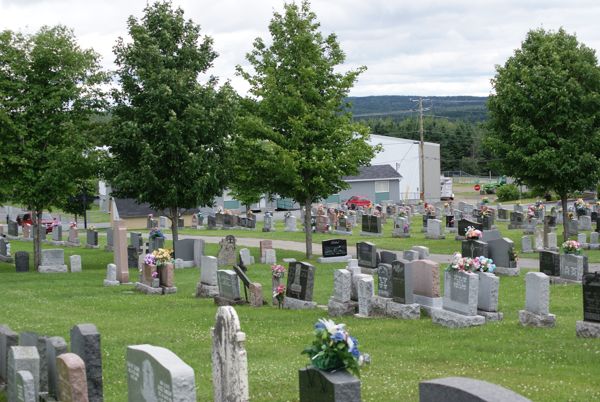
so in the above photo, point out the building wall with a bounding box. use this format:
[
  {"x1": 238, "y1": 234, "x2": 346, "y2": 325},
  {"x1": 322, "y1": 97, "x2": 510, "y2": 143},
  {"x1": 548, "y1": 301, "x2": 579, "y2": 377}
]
[
  {"x1": 424, "y1": 142, "x2": 441, "y2": 202},
  {"x1": 338, "y1": 179, "x2": 401, "y2": 204}
]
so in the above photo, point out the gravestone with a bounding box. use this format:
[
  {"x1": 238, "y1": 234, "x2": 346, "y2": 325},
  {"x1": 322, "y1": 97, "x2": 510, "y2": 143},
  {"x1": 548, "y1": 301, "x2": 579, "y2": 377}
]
[
  {"x1": 391, "y1": 259, "x2": 414, "y2": 304},
  {"x1": 579, "y1": 215, "x2": 592, "y2": 231},
  {"x1": 328, "y1": 269, "x2": 356, "y2": 316},
  {"x1": 379, "y1": 251, "x2": 398, "y2": 264},
  {"x1": 319, "y1": 239, "x2": 350, "y2": 263},
  {"x1": 239, "y1": 248, "x2": 254, "y2": 266},
  {"x1": 419, "y1": 377, "x2": 531, "y2": 402},
  {"x1": 0, "y1": 325, "x2": 18, "y2": 383},
  {"x1": 285, "y1": 262, "x2": 316, "y2": 302},
  {"x1": 217, "y1": 270, "x2": 241, "y2": 301},
  {"x1": 411, "y1": 246, "x2": 429, "y2": 260},
  {"x1": 7, "y1": 346, "x2": 39, "y2": 402},
  {"x1": 19, "y1": 332, "x2": 48, "y2": 393},
  {"x1": 46, "y1": 336, "x2": 68, "y2": 400},
  {"x1": 16, "y1": 370, "x2": 36, "y2": 402},
  {"x1": 130, "y1": 232, "x2": 143, "y2": 253},
  {"x1": 70, "y1": 255, "x2": 82, "y2": 273},
  {"x1": 217, "y1": 235, "x2": 237, "y2": 267},
  {"x1": 86, "y1": 230, "x2": 98, "y2": 247},
  {"x1": 211, "y1": 306, "x2": 249, "y2": 402},
  {"x1": 127, "y1": 246, "x2": 138, "y2": 269},
  {"x1": 402, "y1": 250, "x2": 419, "y2": 261},
  {"x1": 376, "y1": 263, "x2": 393, "y2": 298},
  {"x1": 8, "y1": 220, "x2": 19, "y2": 237},
  {"x1": 577, "y1": 273, "x2": 600, "y2": 337},
  {"x1": 461, "y1": 240, "x2": 488, "y2": 259},
  {"x1": 148, "y1": 236, "x2": 165, "y2": 253},
  {"x1": 259, "y1": 240, "x2": 273, "y2": 263},
  {"x1": 113, "y1": 221, "x2": 129, "y2": 283},
  {"x1": 263, "y1": 249, "x2": 276, "y2": 265},
  {"x1": 103, "y1": 264, "x2": 119, "y2": 286},
  {"x1": 442, "y1": 270, "x2": 479, "y2": 316},
  {"x1": 457, "y1": 219, "x2": 482, "y2": 237},
  {"x1": 196, "y1": 256, "x2": 219, "y2": 298},
  {"x1": 357, "y1": 276, "x2": 374, "y2": 317},
  {"x1": 539, "y1": 250, "x2": 560, "y2": 276},
  {"x1": 425, "y1": 219, "x2": 445, "y2": 239},
  {"x1": 207, "y1": 215, "x2": 216, "y2": 230},
  {"x1": 360, "y1": 215, "x2": 382, "y2": 235},
  {"x1": 105, "y1": 228, "x2": 113, "y2": 251},
  {"x1": 57, "y1": 353, "x2": 89, "y2": 402},
  {"x1": 68, "y1": 227, "x2": 79, "y2": 245},
  {"x1": 262, "y1": 213, "x2": 273, "y2": 232},
  {"x1": 560, "y1": 253, "x2": 587, "y2": 282},
  {"x1": 568, "y1": 219, "x2": 579, "y2": 236},
  {"x1": 411, "y1": 260, "x2": 442, "y2": 310},
  {"x1": 70, "y1": 324, "x2": 103, "y2": 402},
  {"x1": 522, "y1": 236, "x2": 533, "y2": 253},
  {"x1": 284, "y1": 215, "x2": 298, "y2": 232},
  {"x1": 519, "y1": 272, "x2": 555, "y2": 327},
  {"x1": 39, "y1": 249, "x2": 67, "y2": 273},
  {"x1": 590, "y1": 232, "x2": 600, "y2": 250},
  {"x1": 477, "y1": 272, "x2": 501, "y2": 321},
  {"x1": 356, "y1": 242, "x2": 377, "y2": 269},
  {"x1": 0, "y1": 238, "x2": 11, "y2": 262},
  {"x1": 497, "y1": 208, "x2": 509, "y2": 221},
  {"x1": 126, "y1": 344, "x2": 196, "y2": 402},
  {"x1": 15, "y1": 251, "x2": 29, "y2": 272},
  {"x1": 508, "y1": 212, "x2": 524, "y2": 229},
  {"x1": 547, "y1": 232, "x2": 558, "y2": 251},
  {"x1": 482, "y1": 230, "x2": 517, "y2": 275}
]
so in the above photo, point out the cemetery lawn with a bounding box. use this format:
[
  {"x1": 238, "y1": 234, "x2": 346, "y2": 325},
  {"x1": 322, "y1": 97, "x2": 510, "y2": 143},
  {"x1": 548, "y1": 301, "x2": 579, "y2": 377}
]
[
  {"x1": 1, "y1": 238, "x2": 600, "y2": 401},
  {"x1": 174, "y1": 216, "x2": 600, "y2": 263}
]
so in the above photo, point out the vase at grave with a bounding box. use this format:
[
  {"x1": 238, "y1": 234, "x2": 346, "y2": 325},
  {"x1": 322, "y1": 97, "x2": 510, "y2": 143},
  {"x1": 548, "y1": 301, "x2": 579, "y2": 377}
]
[
  {"x1": 272, "y1": 276, "x2": 282, "y2": 304},
  {"x1": 158, "y1": 262, "x2": 174, "y2": 287},
  {"x1": 142, "y1": 263, "x2": 157, "y2": 287}
]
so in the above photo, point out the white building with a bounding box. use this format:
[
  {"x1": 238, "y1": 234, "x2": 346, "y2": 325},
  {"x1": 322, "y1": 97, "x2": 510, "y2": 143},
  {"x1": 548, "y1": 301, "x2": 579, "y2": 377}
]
[{"x1": 367, "y1": 134, "x2": 441, "y2": 202}]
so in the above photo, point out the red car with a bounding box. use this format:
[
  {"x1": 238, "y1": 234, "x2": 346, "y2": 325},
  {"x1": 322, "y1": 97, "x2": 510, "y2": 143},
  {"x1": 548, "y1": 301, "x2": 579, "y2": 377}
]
[
  {"x1": 345, "y1": 196, "x2": 372, "y2": 210},
  {"x1": 16, "y1": 212, "x2": 57, "y2": 234}
]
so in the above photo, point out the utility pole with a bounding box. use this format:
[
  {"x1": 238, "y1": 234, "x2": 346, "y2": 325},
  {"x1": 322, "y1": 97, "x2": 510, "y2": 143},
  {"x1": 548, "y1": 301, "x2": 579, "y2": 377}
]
[{"x1": 412, "y1": 98, "x2": 429, "y2": 201}]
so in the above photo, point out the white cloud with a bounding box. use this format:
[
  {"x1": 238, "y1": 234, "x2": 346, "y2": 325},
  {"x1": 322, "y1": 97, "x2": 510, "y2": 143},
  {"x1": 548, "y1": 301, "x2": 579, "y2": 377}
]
[{"x1": 1, "y1": 0, "x2": 600, "y2": 96}]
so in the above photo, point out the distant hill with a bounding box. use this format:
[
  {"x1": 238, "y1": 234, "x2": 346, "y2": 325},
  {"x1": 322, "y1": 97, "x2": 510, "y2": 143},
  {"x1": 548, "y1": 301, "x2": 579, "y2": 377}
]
[{"x1": 347, "y1": 95, "x2": 489, "y2": 122}]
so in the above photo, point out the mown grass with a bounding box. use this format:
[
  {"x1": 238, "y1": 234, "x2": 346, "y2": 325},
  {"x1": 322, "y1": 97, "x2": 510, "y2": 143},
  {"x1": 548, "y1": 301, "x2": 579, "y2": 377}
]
[{"x1": 1, "y1": 232, "x2": 600, "y2": 401}]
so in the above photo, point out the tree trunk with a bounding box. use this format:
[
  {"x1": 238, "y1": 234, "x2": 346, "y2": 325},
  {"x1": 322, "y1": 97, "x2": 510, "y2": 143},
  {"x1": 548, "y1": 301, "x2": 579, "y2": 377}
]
[
  {"x1": 304, "y1": 198, "x2": 313, "y2": 259},
  {"x1": 170, "y1": 207, "x2": 179, "y2": 256},
  {"x1": 33, "y1": 210, "x2": 42, "y2": 271},
  {"x1": 561, "y1": 194, "x2": 569, "y2": 243}
]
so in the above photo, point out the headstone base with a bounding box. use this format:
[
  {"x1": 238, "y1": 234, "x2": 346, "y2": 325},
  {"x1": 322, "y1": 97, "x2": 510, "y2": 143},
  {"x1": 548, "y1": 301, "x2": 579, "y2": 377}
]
[
  {"x1": 589, "y1": 244, "x2": 600, "y2": 250},
  {"x1": 262, "y1": 228, "x2": 274, "y2": 232},
  {"x1": 49, "y1": 241, "x2": 66, "y2": 246},
  {"x1": 104, "y1": 245, "x2": 114, "y2": 252},
  {"x1": 424, "y1": 234, "x2": 446, "y2": 240},
  {"x1": 446, "y1": 227, "x2": 458, "y2": 233},
  {"x1": 359, "y1": 231, "x2": 383, "y2": 237},
  {"x1": 38, "y1": 265, "x2": 68, "y2": 273},
  {"x1": 283, "y1": 297, "x2": 317, "y2": 310},
  {"x1": 134, "y1": 282, "x2": 164, "y2": 295},
  {"x1": 65, "y1": 241, "x2": 80, "y2": 247},
  {"x1": 332, "y1": 230, "x2": 353, "y2": 236},
  {"x1": 298, "y1": 366, "x2": 361, "y2": 402},
  {"x1": 430, "y1": 308, "x2": 486, "y2": 328},
  {"x1": 414, "y1": 295, "x2": 443, "y2": 317},
  {"x1": 576, "y1": 320, "x2": 600, "y2": 338},
  {"x1": 103, "y1": 279, "x2": 120, "y2": 287},
  {"x1": 84, "y1": 244, "x2": 99, "y2": 249},
  {"x1": 0, "y1": 255, "x2": 13, "y2": 263},
  {"x1": 391, "y1": 232, "x2": 411, "y2": 238},
  {"x1": 177, "y1": 260, "x2": 194, "y2": 268},
  {"x1": 549, "y1": 276, "x2": 581, "y2": 285},
  {"x1": 454, "y1": 235, "x2": 466, "y2": 241},
  {"x1": 213, "y1": 295, "x2": 246, "y2": 306},
  {"x1": 196, "y1": 283, "x2": 219, "y2": 298},
  {"x1": 327, "y1": 298, "x2": 357, "y2": 317},
  {"x1": 477, "y1": 310, "x2": 504, "y2": 322},
  {"x1": 494, "y1": 266, "x2": 520, "y2": 276},
  {"x1": 508, "y1": 224, "x2": 523, "y2": 230},
  {"x1": 162, "y1": 286, "x2": 177, "y2": 294},
  {"x1": 518, "y1": 310, "x2": 556, "y2": 328},
  {"x1": 386, "y1": 301, "x2": 421, "y2": 320},
  {"x1": 317, "y1": 255, "x2": 352, "y2": 264}
]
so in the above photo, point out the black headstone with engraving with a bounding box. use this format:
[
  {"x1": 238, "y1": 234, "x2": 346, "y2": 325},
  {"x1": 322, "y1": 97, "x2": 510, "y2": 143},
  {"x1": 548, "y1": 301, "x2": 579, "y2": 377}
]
[
  {"x1": 379, "y1": 251, "x2": 397, "y2": 264},
  {"x1": 86, "y1": 230, "x2": 98, "y2": 246},
  {"x1": 583, "y1": 272, "x2": 600, "y2": 323},
  {"x1": 298, "y1": 366, "x2": 361, "y2": 402},
  {"x1": 457, "y1": 219, "x2": 482, "y2": 237},
  {"x1": 539, "y1": 250, "x2": 560, "y2": 276},
  {"x1": 377, "y1": 263, "x2": 392, "y2": 298},
  {"x1": 322, "y1": 239, "x2": 348, "y2": 258},
  {"x1": 15, "y1": 251, "x2": 29, "y2": 272},
  {"x1": 285, "y1": 261, "x2": 315, "y2": 301},
  {"x1": 445, "y1": 215, "x2": 455, "y2": 228},
  {"x1": 391, "y1": 260, "x2": 409, "y2": 304},
  {"x1": 461, "y1": 240, "x2": 489, "y2": 259},
  {"x1": 356, "y1": 241, "x2": 377, "y2": 268},
  {"x1": 127, "y1": 246, "x2": 138, "y2": 269},
  {"x1": 223, "y1": 214, "x2": 233, "y2": 228}
]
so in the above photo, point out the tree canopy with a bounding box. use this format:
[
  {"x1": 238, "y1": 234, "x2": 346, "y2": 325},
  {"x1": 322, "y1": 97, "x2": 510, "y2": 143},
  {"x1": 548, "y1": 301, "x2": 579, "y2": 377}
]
[
  {"x1": 236, "y1": 0, "x2": 377, "y2": 257},
  {"x1": 0, "y1": 25, "x2": 107, "y2": 267},
  {"x1": 106, "y1": 1, "x2": 238, "y2": 246},
  {"x1": 486, "y1": 28, "x2": 600, "y2": 240}
]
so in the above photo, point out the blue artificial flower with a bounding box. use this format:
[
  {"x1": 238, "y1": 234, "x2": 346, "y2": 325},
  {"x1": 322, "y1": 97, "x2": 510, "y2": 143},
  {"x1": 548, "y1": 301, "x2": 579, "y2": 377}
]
[
  {"x1": 315, "y1": 322, "x2": 326, "y2": 330},
  {"x1": 332, "y1": 331, "x2": 345, "y2": 342},
  {"x1": 351, "y1": 346, "x2": 360, "y2": 358}
]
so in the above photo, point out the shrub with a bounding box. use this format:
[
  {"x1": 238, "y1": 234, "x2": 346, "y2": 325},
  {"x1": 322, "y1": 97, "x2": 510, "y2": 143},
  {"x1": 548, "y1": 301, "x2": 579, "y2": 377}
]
[{"x1": 496, "y1": 183, "x2": 520, "y2": 201}]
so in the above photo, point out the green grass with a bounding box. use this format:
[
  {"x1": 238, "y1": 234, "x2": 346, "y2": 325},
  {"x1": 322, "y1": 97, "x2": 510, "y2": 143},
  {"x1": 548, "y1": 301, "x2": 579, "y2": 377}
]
[{"x1": 1, "y1": 234, "x2": 600, "y2": 401}]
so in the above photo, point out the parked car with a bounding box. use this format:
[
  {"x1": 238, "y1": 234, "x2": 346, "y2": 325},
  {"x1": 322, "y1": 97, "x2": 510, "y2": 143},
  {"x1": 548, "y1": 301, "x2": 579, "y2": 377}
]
[
  {"x1": 345, "y1": 196, "x2": 372, "y2": 210},
  {"x1": 16, "y1": 212, "x2": 57, "y2": 234}
]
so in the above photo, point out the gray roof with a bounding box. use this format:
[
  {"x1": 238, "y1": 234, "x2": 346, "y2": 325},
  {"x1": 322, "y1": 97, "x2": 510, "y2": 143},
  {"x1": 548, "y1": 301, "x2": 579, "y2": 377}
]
[
  {"x1": 113, "y1": 198, "x2": 195, "y2": 218},
  {"x1": 342, "y1": 165, "x2": 402, "y2": 182}
]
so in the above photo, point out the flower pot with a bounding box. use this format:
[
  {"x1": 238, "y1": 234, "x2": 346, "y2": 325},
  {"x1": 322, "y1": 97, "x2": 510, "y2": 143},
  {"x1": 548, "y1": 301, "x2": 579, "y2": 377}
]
[{"x1": 298, "y1": 366, "x2": 361, "y2": 402}]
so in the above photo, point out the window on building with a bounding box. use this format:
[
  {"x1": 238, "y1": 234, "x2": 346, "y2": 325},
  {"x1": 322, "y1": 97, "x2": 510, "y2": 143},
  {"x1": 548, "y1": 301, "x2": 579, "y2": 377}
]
[{"x1": 375, "y1": 181, "x2": 389, "y2": 193}]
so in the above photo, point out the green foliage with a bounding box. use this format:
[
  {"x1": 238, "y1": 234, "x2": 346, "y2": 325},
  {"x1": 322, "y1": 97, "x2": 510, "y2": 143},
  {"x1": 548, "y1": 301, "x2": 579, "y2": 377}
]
[
  {"x1": 496, "y1": 183, "x2": 520, "y2": 201},
  {"x1": 106, "y1": 1, "x2": 237, "y2": 242},
  {"x1": 0, "y1": 26, "x2": 107, "y2": 266},
  {"x1": 235, "y1": 1, "x2": 377, "y2": 257}
]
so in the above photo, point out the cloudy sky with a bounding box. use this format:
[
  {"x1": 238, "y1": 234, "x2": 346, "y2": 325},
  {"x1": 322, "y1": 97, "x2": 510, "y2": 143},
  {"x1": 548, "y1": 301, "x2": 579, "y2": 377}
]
[{"x1": 2, "y1": 0, "x2": 600, "y2": 97}]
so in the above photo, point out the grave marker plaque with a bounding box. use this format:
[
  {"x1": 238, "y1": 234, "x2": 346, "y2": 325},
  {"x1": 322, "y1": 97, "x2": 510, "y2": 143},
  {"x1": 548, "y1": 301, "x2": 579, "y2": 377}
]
[{"x1": 322, "y1": 239, "x2": 348, "y2": 258}]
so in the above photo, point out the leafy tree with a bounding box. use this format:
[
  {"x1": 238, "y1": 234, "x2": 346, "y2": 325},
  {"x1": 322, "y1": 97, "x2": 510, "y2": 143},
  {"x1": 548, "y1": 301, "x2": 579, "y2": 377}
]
[
  {"x1": 486, "y1": 28, "x2": 600, "y2": 241},
  {"x1": 107, "y1": 1, "x2": 237, "y2": 248},
  {"x1": 237, "y1": 1, "x2": 377, "y2": 258},
  {"x1": 0, "y1": 26, "x2": 107, "y2": 268}
]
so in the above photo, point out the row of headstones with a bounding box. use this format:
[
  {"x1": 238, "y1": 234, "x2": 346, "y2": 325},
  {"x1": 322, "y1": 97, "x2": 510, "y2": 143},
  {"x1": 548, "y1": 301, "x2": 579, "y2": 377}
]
[
  {"x1": 459, "y1": 229, "x2": 518, "y2": 275},
  {"x1": 8, "y1": 248, "x2": 82, "y2": 273},
  {"x1": 2, "y1": 222, "x2": 85, "y2": 246},
  {"x1": 538, "y1": 249, "x2": 589, "y2": 283},
  {"x1": 0, "y1": 323, "x2": 102, "y2": 402}
]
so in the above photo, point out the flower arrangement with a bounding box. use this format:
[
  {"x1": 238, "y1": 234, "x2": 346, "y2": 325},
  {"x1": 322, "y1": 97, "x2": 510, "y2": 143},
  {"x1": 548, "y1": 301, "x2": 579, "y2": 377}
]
[
  {"x1": 403, "y1": 223, "x2": 409, "y2": 233},
  {"x1": 527, "y1": 206, "x2": 536, "y2": 218},
  {"x1": 271, "y1": 264, "x2": 286, "y2": 279},
  {"x1": 562, "y1": 240, "x2": 581, "y2": 255},
  {"x1": 480, "y1": 205, "x2": 491, "y2": 216},
  {"x1": 447, "y1": 253, "x2": 496, "y2": 273},
  {"x1": 465, "y1": 226, "x2": 482, "y2": 240},
  {"x1": 425, "y1": 204, "x2": 435, "y2": 215},
  {"x1": 534, "y1": 201, "x2": 545, "y2": 210},
  {"x1": 481, "y1": 197, "x2": 489, "y2": 204},
  {"x1": 302, "y1": 318, "x2": 370, "y2": 378},
  {"x1": 510, "y1": 249, "x2": 519, "y2": 263},
  {"x1": 88, "y1": 225, "x2": 96, "y2": 231},
  {"x1": 568, "y1": 211, "x2": 574, "y2": 219},
  {"x1": 144, "y1": 248, "x2": 173, "y2": 267},
  {"x1": 149, "y1": 228, "x2": 165, "y2": 239},
  {"x1": 575, "y1": 198, "x2": 587, "y2": 210},
  {"x1": 273, "y1": 284, "x2": 286, "y2": 308},
  {"x1": 69, "y1": 222, "x2": 77, "y2": 228}
]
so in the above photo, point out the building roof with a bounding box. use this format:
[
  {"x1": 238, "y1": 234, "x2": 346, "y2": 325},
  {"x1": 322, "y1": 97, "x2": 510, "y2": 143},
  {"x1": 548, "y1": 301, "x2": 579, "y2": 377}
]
[
  {"x1": 368, "y1": 134, "x2": 439, "y2": 147},
  {"x1": 113, "y1": 198, "x2": 195, "y2": 219},
  {"x1": 342, "y1": 165, "x2": 402, "y2": 182}
]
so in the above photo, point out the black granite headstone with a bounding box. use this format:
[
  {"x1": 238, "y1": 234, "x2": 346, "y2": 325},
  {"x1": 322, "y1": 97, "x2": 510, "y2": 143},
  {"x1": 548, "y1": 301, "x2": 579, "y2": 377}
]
[
  {"x1": 286, "y1": 261, "x2": 315, "y2": 301},
  {"x1": 458, "y1": 219, "x2": 482, "y2": 237},
  {"x1": 15, "y1": 251, "x2": 29, "y2": 272},
  {"x1": 298, "y1": 366, "x2": 361, "y2": 402},
  {"x1": 70, "y1": 324, "x2": 103, "y2": 402},
  {"x1": 322, "y1": 239, "x2": 348, "y2": 258},
  {"x1": 86, "y1": 230, "x2": 98, "y2": 246},
  {"x1": 379, "y1": 251, "x2": 398, "y2": 264},
  {"x1": 445, "y1": 215, "x2": 454, "y2": 228},
  {"x1": 391, "y1": 260, "x2": 408, "y2": 304},
  {"x1": 127, "y1": 245, "x2": 138, "y2": 269},
  {"x1": 461, "y1": 239, "x2": 488, "y2": 259},
  {"x1": 583, "y1": 272, "x2": 600, "y2": 323},
  {"x1": 539, "y1": 250, "x2": 560, "y2": 276},
  {"x1": 356, "y1": 241, "x2": 377, "y2": 268},
  {"x1": 223, "y1": 214, "x2": 233, "y2": 228},
  {"x1": 377, "y1": 263, "x2": 393, "y2": 298}
]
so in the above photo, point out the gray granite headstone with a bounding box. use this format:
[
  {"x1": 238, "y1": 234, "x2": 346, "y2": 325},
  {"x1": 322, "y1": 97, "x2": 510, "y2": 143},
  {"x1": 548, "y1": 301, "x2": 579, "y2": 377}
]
[
  {"x1": 0, "y1": 324, "x2": 18, "y2": 383},
  {"x1": 70, "y1": 255, "x2": 82, "y2": 273},
  {"x1": 16, "y1": 369, "x2": 37, "y2": 402},
  {"x1": 379, "y1": 251, "x2": 398, "y2": 264},
  {"x1": 402, "y1": 250, "x2": 419, "y2": 261},
  {"x1": 174, "y1": 239, "x2": 195, "y2": 261},
  {"x1": 333, "y1": 269, "x2": 352, "y2": 302},
  {"x1": 356, "y1": 242, "x2": 377, "y2": 268},
  {"x1": 46, "y1": 336, "x2": 68, "y2": 399},
  {"x1": 200, "y1": 256, "x2": 218, "y2": 286},
  {"x1": 377, "y1": 263, "x2": 393, "y2": 298},
  {"x1": 19, "y1": 332, "x2": 48, "y2": 393},
  {"x1": 477, "y1": 272, "x2": 499, "y2": 312},
  {"x1": 15, "y1": 251, "x2": 29, "y2": 272},
  {"x1": 299, "y1": 366, "x2": 361, "y2": 402},
  {"x1": 70, "y1": 324, "x2": 103, "y2": 402},
  {"x1": 357, "y1": 276, "x2": 374, "y2": 316},
  {"x1": 419, "y1": 377, "x2": 531, "y2": 402},
  {"x1": 40, "y1": 249, "x2": 67, "y2": 272},
  {"x1": 411, "y1": 246, "x2": 429, "y2": 260},
  {"x1": 8, "y1": 346, "x2": 39, "y2": 402},
  {"x1": 525, "y1": 272, "x2": 550, "y2": 315},
  {"x1": 539, "y1": 250, "x2": 560, "y2": 276},
  {"x1": 217, "y1": 270, "x2": 241, "y2": 300},
  {"x1": 443, "y1": 270, "x2": 479, "y2": 316},
  {"x1": 126, "y1": 344, "x2": 196, "y2": 402}
]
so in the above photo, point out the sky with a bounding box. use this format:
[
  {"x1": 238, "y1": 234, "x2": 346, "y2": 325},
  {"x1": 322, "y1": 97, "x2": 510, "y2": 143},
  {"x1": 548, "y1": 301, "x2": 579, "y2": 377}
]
[{"x1": 2, "y1": 0, "x2": 600, "y2": 97}]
